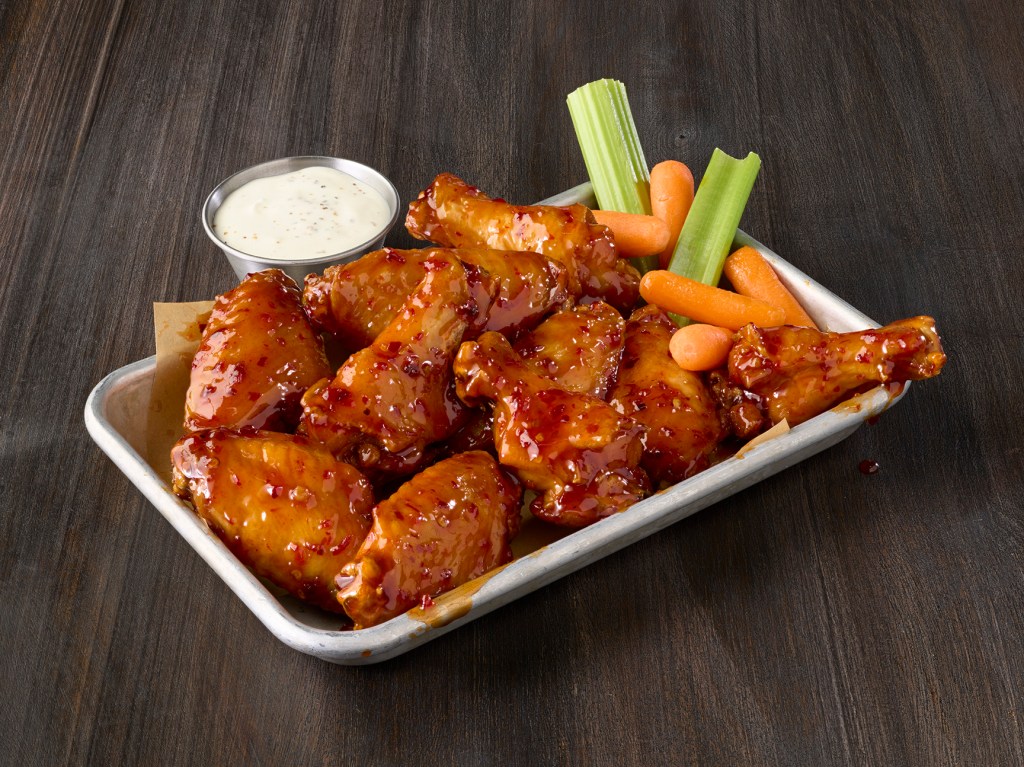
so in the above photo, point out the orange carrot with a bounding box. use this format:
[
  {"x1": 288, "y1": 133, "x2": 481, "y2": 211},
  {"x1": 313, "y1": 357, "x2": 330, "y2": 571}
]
[
  {"x1": 639, "y1": 270, "x2": 786, "y2": 329},
  {"x1": 591, "y1": 209, "x2": 671, "y2": 259},
  {"x1": 669, "y1": 324, "x2": 734, "y2": 371},
  {"x1": 723, "y1": 246, "x2": 818, "y2": 329},
  {"x1": 650, "y1": 160, "x2": 694, "y2": 270}
]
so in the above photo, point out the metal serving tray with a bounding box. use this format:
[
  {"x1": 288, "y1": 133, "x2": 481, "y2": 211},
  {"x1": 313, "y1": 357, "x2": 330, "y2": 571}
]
[{"x1": 85, "y1": 182, "x2": 906, "y2": 664}]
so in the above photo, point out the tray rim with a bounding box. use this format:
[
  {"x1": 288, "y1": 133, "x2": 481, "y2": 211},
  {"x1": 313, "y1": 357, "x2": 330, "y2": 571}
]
[{"x1": 84, "y1": 182, "x2": 908, "y2": 664}]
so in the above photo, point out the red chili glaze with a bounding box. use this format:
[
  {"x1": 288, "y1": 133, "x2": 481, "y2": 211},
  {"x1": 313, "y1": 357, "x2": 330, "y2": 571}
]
[
  {"x1": 404, "y1": 172, "x2": 640, "y2": 312},
  {"x1": 337, "y1": 451, "x2": 521, "y2": 628},
  {"x1": 184, "y1": 269, "x2": 330, "y2": 433},
  {"x1": 608, "y1": 306, "x2": 727, "y2": 488},
  {"x1": 303, "y1": 245, "x2": 572, "y2": 354},
  {"x1": 171, "y1": 429, "x2": 373, "y2": 613},
  {"x1": 300, "y1": 255, "x2": 491, "y2": 483},
  {"x1": 454, "y1": 331, "x2": 649, "y2": 528},
  {"x1": 721, "y1": 316, "x2": 947, "y2": 428},
  {"x1": 514, "y1": 301, "x2": 625, "y2": 400}
]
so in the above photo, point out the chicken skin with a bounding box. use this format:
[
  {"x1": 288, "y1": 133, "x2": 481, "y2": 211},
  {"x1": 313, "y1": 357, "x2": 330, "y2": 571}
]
[
  {"x1": 405, "y1": 173, "x2": 640, "y2": 312},
  {"x1": 300, "y1": 254, "x2": 492, "y2": 479},
  {"x1": 184, "y1": 269, "x2": 331, "y2": 432},
  {"x1": 171, "y1": 429, "x2": 374, "y2": 613},
  {"x1": 713, "y1": 316, "x2": 947, "y2": 436},
  {"x1": 303, "y1": 246, "x2": 571, "y2": 352},
  {"x1": 456, "y1": 246, "x2": 574, "y2": 340},
  {"x1": 303, "y1": 248, "x2": 443, "y2": 352},
  {"x1": 609, "y1": 306, "x2": 727, "y2": 487},
  {"x1": 455, "y1": 331, "x2": 649, "y2": 528},
  {"x1": 337, "y1": 451, "x2": 521, "y2": 628},
  {"x1": 514, "y1": 301, "x2": 625, "y2": 400}
]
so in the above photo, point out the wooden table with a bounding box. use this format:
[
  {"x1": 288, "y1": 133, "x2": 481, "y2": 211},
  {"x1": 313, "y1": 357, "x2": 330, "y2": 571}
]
[{"x1": 3, "y1": 1, "x2": 1021, "y2": 764}]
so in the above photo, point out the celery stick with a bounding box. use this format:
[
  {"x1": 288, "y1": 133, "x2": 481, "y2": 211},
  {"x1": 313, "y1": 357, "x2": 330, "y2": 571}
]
[
  {"x1": 667, "y1": 149, "x2": 761, "y2": 324},
  {"x1": 567, "y1": 79, "x2": 658, "y2": 273}
]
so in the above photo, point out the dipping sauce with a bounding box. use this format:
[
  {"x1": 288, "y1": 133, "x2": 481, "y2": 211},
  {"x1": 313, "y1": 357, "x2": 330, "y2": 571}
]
[{"x1": 212, "y1": 166, "x2": 391, "y2": 260}]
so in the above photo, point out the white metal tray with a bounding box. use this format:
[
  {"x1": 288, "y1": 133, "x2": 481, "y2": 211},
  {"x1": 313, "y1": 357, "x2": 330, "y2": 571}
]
[{"x1": 84, "y1": 182, "x2": 906, "y2": 664}]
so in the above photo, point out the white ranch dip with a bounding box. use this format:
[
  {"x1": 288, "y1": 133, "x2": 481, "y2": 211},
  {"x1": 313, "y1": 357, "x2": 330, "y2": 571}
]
[{"x1": 212, "y1": 166, "x2": 390, "y2": 259}]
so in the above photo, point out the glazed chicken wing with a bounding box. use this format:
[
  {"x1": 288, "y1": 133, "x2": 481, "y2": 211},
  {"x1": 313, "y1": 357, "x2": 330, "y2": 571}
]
[
  {"x1": 713, "y1": 316, "x2": 947, "y2": 436},
  {"x1": 184, "y1": 269, "x2": 331, "y2": 432},
  {"x1": 337, "y1": 450, "x2": 521, "y2": 628},
  {"x1": 609, "y1": 306, "x2": 727, "y2": 487},
  {"x1": 303, "y1": 248, "x2": 443, "y2": 352},
  {"x1": 514, "y1": 301, "x2": 625, "y2": 400},
  {"x1": 405, "y1": 173, "x2": 640, "y2": 312},
  {"x1": 455, "y1": 331, "x2": 649, "y2": 528},
  {"x1": 304, "y1": 246, "x2": 572, "y2": 352},
  {"x1": 300, "y1": 254, "x2": 493, "y2": 479},
  {"x1": 171, "y1": 429, "x2": 374, "y2": 613},
  {"x1": 455, "y1": 246, "x2": 573, "y2": 339}
]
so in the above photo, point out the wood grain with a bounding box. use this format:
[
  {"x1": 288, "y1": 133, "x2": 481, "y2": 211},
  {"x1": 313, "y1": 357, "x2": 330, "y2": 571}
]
[{"x1": 1, "y1": 0, "x2": 1022, "y2": 764}]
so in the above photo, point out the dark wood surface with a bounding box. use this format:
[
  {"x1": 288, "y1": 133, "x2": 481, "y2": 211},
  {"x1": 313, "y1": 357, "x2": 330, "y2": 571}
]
[{"x1": 2, "y1": 1, "x2": 1022, "y2": 764}]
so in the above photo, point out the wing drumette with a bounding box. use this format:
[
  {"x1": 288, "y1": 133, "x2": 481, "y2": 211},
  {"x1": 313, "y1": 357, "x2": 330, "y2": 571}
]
[
  {"x1": 300, "y1": 254, "x2": 492, "y2": 480},
  {"x1": 514, "y1": 301, "x2": 625, "y2": 400},
  {"x1": 712, "y1": 316, "x2": 947, "y2": 436},
  {"x1": 455, "y1": 331, "x2": 649, "y2": 528},
  {"x1": 337, "y1": 450, "x2": 521, "y2": 628},
  {"x1": 609, "y1": 306, "x2": 727, "y2": 487},
  {"x1": 171, "y1": 429, "x2": 373, "y2": 613},
  {"x1": 405, "y1": 173, "x2": 640, "y2": 312},
  {"x1": 184, "y1": 269, "x2": 330, "y2": 432}
]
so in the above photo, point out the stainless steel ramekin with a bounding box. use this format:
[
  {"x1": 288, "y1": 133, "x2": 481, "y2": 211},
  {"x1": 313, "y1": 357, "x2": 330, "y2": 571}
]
[{"x1": 201, "y1": 156, "x2": 400, "y2": 284}]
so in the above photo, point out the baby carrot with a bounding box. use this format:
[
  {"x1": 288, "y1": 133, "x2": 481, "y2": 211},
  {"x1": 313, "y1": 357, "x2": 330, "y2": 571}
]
[
  {"x1": 723, "y1": 246, "x2": 818, "y2": 329},
  {"x1": 669, "y1": 324, "x2": 734, "y2": 371},
  {"x1": 639, "y1": 270, "x2": 786, "y2": 329},
  {"x1": 591, "y1": 209, "x2": 671, "y2": 259},
  {"x1": 649, "y1": 160, "x2": 694, "y2": 270}
]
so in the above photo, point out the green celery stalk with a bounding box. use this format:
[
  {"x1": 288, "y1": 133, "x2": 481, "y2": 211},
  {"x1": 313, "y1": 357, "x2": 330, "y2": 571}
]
[
  {"x1": 668, "y1": 148, "x2": 761, "y2": 324},
  {"x1": 567, "y1": 79, "x2": 658, "y2": 273}
]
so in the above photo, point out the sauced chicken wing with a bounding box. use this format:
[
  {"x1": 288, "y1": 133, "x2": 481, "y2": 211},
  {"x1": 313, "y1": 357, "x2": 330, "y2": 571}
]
[
  {"x1": 303, "y1": 248, "x2": 442, "y2": 352},
  {"x1": 171, "y1": 429, "x2": 373, "y2": 613},
  {"x1": 405, "y1": 173, "x2": 640, "y2": 312},
  {"x1": 455, "y1": 331, "x2": 649, "y2": 528},
  {"x1": 300, "y1": 254, "x2": 493, "y2": 479},
  {"x1": 303, "y1": 246, "x2": 571, "y2": 351},
  {"x1": 455, "y1": 247, "x2": 573, "y2": 339},
  {"x1": 337, "y1": 451, "x2": 521, "y2": 628},
  {"x1": 514, "y1": 301, "x2": 625, "y2": 400},
  {"x1": 713, "y1": 316, "x2": 947, "y2": 436},
  {"x1": 609, "y1": 306, "x2": 726, "y2": 487},
  {"x1": 184, "y1": 269, "x2": 331, "y2": 432}
]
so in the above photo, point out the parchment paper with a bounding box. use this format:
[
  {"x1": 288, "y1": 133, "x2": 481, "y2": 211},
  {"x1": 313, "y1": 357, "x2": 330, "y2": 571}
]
[{"x1": 145, "y1": 301, "x2": 214, "y2": 479}]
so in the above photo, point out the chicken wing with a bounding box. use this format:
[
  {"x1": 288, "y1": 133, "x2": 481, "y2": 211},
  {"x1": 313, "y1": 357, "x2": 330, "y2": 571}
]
[
  {"x1": 608, "y1": 306, "x2": 727, "y2": 487},
  {"x1": 337, "y1": 450, "x2": 521, "y2": 628},
  {"x1": 455, "y1": 246, "x2": 574, "y2": 339},
  {"x1": 171, "y1": 429, "x2": 373, "y2": 613},
  {"x1": 300, "y1": 253, "x2": 492, "y2": 480},
  {"x1": 303, "y1": 247, "x2": 441, "y2": 352},
  {"x1": 303, "y1": 246, "x2": 571, "y2": 352},
  {"x1": 405, "y1": 173, "x2": 640, "y2": 312},
  {"x1": 455, "y1": 331, "x2": 649, "y2": 528},
  {"x1": 184, "y1": 269, "x2": 331, "y2": 432},
  {"x1": 713, "y1": 316, "x2": 947, "y2": 436},
  {"x1": 514, "y1": 301, "x2": 625, "y2": 400}
]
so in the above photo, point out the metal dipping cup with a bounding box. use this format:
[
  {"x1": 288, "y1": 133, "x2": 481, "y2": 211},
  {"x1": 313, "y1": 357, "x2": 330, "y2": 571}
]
[{"x1": 201, "y1": 156, "x2": 401, "y2": 284}]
